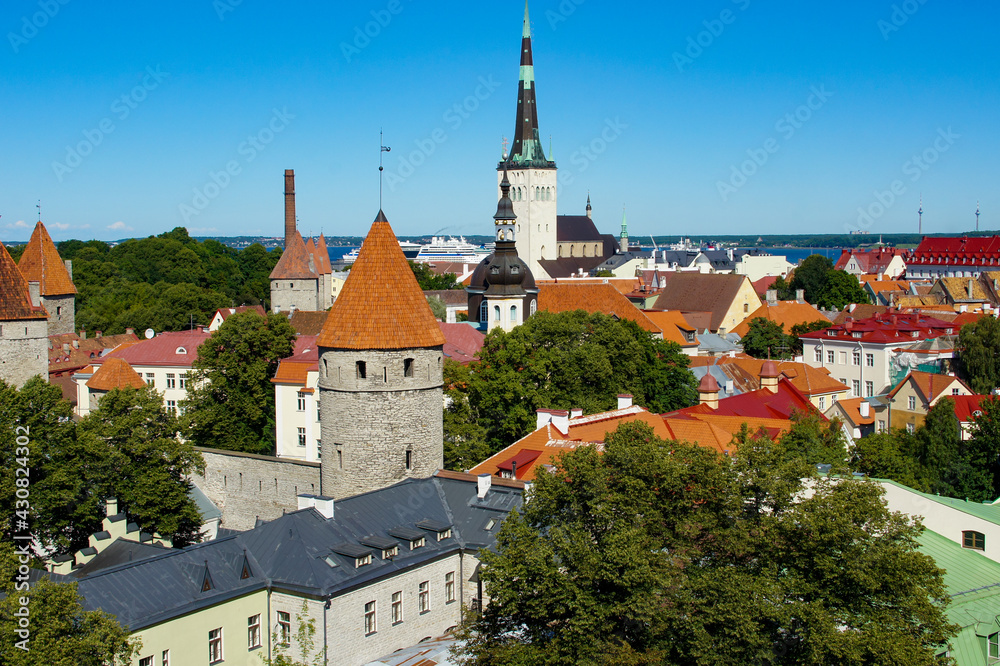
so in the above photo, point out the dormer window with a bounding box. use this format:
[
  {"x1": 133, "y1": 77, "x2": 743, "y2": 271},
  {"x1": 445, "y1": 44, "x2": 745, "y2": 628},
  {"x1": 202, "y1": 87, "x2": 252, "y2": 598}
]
[
  {"x1": 852, "y1": 332, "x2": 862, "y2": 339},
  {"x1": 356, "y1": 553, "x2": 372, "y2": 567},
  {"x1": 511, "y1": 265, "x2": 519, "y2": 274},
  {"x1": 437, "y1": 528, "x2": 452, "y2": 541},
  {"x1": 383, "y1": 546, "x2": 398, "y2": 559},
  {"x1": 826, "y1": 330, "x2": 835, "y2": 337},
  {"x1": 963, "y1": 530, "x2": 985, "y2": 551},
  {"x1": 411, "y1": 537, "x2": 425, "y2": 549},
  {"x1": 176, "y1": 347, "x2": 187, "y2": 354}
]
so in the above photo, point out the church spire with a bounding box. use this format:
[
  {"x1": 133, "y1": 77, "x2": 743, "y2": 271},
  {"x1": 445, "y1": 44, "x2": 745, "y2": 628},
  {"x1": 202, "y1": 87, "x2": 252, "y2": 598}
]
[
  {"x1": 506, "y1": 1, "x2": 555, "y2": 169},
  {"x1": 620, "y1": 205, "x2": 629, "y2": 253}
]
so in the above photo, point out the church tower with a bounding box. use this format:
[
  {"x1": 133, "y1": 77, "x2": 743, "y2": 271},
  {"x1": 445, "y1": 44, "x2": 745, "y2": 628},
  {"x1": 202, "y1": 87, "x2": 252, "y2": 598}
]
[
  {"x1": 469, "y1": 167, "x2": 538, "y2": 332},
  {"x1": 501, "y1": 1, "x2": 557, "y2": 280},
  {"x1": 315, "y1": 211, "x2": 445, "y2": 500}
]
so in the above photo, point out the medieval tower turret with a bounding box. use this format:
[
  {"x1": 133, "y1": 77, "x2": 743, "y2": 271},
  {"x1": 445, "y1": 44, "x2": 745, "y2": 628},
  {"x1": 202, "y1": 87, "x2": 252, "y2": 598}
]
[
  {"x1": 269, "y1": 169, "x2": 329, "y2": 312},
  {"x1": 0, "y1": 241, "x2": 49, "y2": 387},
  {"x1": 315, "y1": 210, "x2": 445, "y2": 500},
  {"x1": 17, "y1": 221, "x2": 76, "y2": 336}
]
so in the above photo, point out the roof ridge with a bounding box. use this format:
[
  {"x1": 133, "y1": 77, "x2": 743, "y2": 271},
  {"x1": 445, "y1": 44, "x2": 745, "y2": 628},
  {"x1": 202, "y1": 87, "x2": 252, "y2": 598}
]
[
  {"x1": 270, "y1": 232, "x2": 318, "y2": 280},
  {"x1": 17, "y1": 222, "x2": 77, "y2": 296},
  {"x1": 0, "y1": 240, "x2": 49, "y2": 321}
]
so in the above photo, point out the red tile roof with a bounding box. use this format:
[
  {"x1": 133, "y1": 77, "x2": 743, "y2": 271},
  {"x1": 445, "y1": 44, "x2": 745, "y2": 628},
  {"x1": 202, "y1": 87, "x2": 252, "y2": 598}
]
[
  {"x1": 269, "y1": 233, "x2": 318, "y2": 280},
  {"x1": 17, "y1": 222, "x2": 76, "y2": 295},
  {"x1": 887, "y1": 371, "x2": 970, "y2": 404},
  {"x1": 86, "y1": 357, "x2": 146, "y2": 391},
  {"x1": 271, "y1": 335, "x2": 319, "y2": 386},
  {"x1": 834, "y1": 247, "x2": 905, "y2": 276},
  {"x1": 752, "y1": 275, "x2": 779, "y2": 296},
  {"x1": 97, "y1": 329, "x2": 211, "y2": 368},
  {"x1": 800, "y1": 311, "x2": 957, "y2": 345},
  {"x1": 906, "y1": 236, "x2": 1000, "y2": 267},
  {"x1": 945, "y1": 395, "x2": 994, "y2": 423},
  {"x1": 731, "y1": 300, "x2": 829, "y2": 337},
  {"x1": 831, "y1": 397, "x2": 875, "y2": 426},
  {"x1": 642, "y1": 310, "x2": 699, "y2": 348},
  {"x1": 316, "y1": 212, "x2": 445, "y2": 350},
  {"x1": 665, "y1": 377, "x2": 816, "y2": 421},
  {"x1": 0, "y1": 241, "x2": 48, "y2": 321},
  {"x1": 439, "y1": 322, "x2": 485, "y2": 365},
  {"x1": 538, "y1": 283, "x2": 660, "y2": 333}
]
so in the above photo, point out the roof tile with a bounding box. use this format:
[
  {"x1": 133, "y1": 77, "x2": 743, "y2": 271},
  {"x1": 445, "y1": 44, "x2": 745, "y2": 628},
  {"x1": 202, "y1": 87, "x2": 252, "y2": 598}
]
[
  {"x1": 17, "y1": 222, "x2": 76, "y2": 295},
  {"x1": 0, "y1": 241, "x2": 48, "y2": 321},
  {"x1": 86, "y1": 357, "x2": 146, "y2": 391}
]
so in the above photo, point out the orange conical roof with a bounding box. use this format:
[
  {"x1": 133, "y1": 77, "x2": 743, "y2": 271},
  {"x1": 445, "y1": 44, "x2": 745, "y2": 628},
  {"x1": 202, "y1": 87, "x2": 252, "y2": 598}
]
[
  {"x1": 315, "y1": 234, "x2": 332, "y2": 274},
  {"x1": 86, "y1": 357, "x2": 146, "y2": 391},
  {"x1": 0, "y1": 241, "x2": 48, "y2": 321},
  {"x1": 18, "y1": 222, "x2": 76, "y2": 296},
  {"x1": 317, "y1": 211, "x2": 445, "y2": 350},
  {"x1": 270, "y1": 232, "x2": 317, "y2": 280}
]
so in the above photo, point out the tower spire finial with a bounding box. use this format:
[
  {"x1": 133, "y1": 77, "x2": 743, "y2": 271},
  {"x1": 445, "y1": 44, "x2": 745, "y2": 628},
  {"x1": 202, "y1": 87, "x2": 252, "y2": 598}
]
[
  {"x1": 523, "y1": 0, "x2": 531, "y2": 38},
  {"x1": 504, "y1": 0, "x2": 552, "y2": 169},
  {"x1": 977, "y1": 201, "x2": 981, "y2": 232},
  {"x1": 36, "y1": 200, "x2": 41, "y2": 223},
  {"x1": 379, "y1": 129, "x2": 391, "y2": 211}
]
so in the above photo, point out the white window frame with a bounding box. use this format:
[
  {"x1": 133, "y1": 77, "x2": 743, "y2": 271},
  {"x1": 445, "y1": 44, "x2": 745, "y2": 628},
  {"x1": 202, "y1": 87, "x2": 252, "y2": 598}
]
[
  {"x1": 391, "y1": 591, "x2": 403, "y2": 624},
  {"x1": 418, "y1": 581, "x2": 430, "y2": 613},
  {"x1": 277, "y1": 611, "x2": 291, "y2": 645},
  {"x1": 297, "y1": 395, "x2": 306, "y2": 411},
  {"x1": 208, "y1": 628, "x2": 223, "y2": 664},
  {"x1": 364, "y1": 601, "x2": 377, "y2": 635},
  {"x1": 445, "y1": 572, "x2": 455, "y2": 603},
  {"x1": 248, "y1": 614, "x2": 261, "y2": 649},
  {"x1": 908, "y1": 395, "x2": 916, "y2": 411}
]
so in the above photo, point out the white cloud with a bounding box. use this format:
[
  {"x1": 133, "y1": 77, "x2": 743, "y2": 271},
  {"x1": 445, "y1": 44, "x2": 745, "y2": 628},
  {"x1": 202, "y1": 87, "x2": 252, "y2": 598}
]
[
  {"x1": 50, "y1": 222, "x2": 71, "y2": 231},
  {"x1": 188, "y1": 227, "x2": 218, "y2": 233},
  {"x1": 107, "y1": 221, "x2": 133, "y2": 232},
  {"x1": 5, "y1": 219, "x2": 30, "y2": 229}
]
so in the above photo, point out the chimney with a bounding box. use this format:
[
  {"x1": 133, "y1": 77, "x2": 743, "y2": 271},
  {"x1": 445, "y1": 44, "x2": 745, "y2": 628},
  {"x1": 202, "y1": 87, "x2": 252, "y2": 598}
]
[
  {"x1": 698, "y1": 374, "x2": 720, "y2": 410},
  {"x1": 312, "y1": 495, "x2": 334, "y2": 520},
  {"x1": 106, "y1": 498, "x2": 118, "y2": 517},
  {"x1": 536, "y1": 409, "x2": 553, "y2": 430},
  {"x1": 477, "y1": 473, "x2": 492, "y2": 499},
  {"x1": 796, "y1": 289, "x2": 805, "y2": 302},
  {"x1": 62, "y1": 343, "x2": 70, "y2": 353},
  {"x1": 760, "y1": 360, "x2": 780, "y2": 393},
  {"x1": 95, "y1": 330, "x2": 103, "y2": 339},
  {"x1": 27, "y1": 281, "x2": 41, "y2": 307},
  {"x1": 766, "y1": 289, "x2": 778, "y2": 306},
  {"x1": 72, "y1": 340, "x2": 79, "y2": 349},
  {"x1": 196, "y1": 324, "x2": 205, "y2": 333},
  {"x1": 617, "y1": 394, "x2": 633, "y2": 409},
  {"x1": 79, "y1": 329, "x2": 87, "y2": 340},
  {"x1": 969, "y1": 279, "x2": 974, "y2": 299},
  {"x1": 550, "y1": 410, "x2": 570, "y2": 435},
  {"x1": 297, "y1": 494, "x2": 316, "y2": 511},
  {"x1": 570, "y1": 408, "x2": 583, "y2": 419},
  {"x1": 125, "y1": 327, "x2": 135, "y2": 336},
  {"x1": 284, "y1": 169, "x2": 296, "y2": 245},
  {"x1": 859, "y1": 401, "x2": 871, "y2": 418},
  {"x1": 64, "y1": 259, "x2": 73, "y2": 279}
]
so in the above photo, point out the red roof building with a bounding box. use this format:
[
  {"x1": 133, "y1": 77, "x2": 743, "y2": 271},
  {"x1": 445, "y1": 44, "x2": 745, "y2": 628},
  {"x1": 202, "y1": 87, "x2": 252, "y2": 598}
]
[
  {"x1": 905, "y1": 236, "x2": 1000, "y2": 280},
  {"x1": 834, "y1": 247, "x2": 907, "y2": 279}
]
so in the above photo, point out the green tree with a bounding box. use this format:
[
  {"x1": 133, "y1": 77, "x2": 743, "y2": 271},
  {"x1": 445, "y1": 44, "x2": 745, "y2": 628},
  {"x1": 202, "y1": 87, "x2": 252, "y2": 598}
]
[
  {"x1": 182, "y1": 310, "x2": 296, "y2": 455},
  {"x1": 442, "y1": 360, "x2": 491, "y2": 471},
  {"x1": 458, "y1": 421, "x2": 957, "y2": 664},
  {"x1": 851, "y1": 430, "x2": 929, "y2": 491},
  {"x1": 915, "y1": 400, "x2": 963, "y2": 497},
  {"x1": 958, "y1": 397, "x2": 1000, "y2": 502},
  {"x1": 465, "y1": 311, "x2": 697, "y2": 451},
  {"x1": 788, "y1": 254, "x2": 834, "y2": 303},
  {"x1": 957, "y1": 316, "x2": 1000, "y2": 394},
  {"x1": 771, "y1": 275, "x2": 794, "y2": 300},
  {"x1": 814, "y1": 270, "x2": 869, "y2": 310},
  {"x1": 739, "y1": 317, "x2": 791, "y2": 359},
  {"x1": 262, "y1": 601, "x2": 324, "y2": 666},
  {"x1": 409, "y1": 261, "x2": 460, "y2": 291},
  {"x1": 427, "y1": 295, "x2": 446, "y2": 322},
  {"x1": 779, "y1": 410, "x2": 848, "y2": 467},
  {"x1": 77, "y1": 386, "x2": 205, "y2": 546}
]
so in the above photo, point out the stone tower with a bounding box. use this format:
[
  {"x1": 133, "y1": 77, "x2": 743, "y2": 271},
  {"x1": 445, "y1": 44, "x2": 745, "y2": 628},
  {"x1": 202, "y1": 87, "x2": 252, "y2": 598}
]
[
  {"x1": 467, "y1": 166, "x2": 538, "y2": 331},
  {"x1": 17, "y1": 221, "x2": 76, "y2": 336},
  {"x1": 315, "y1": 210, "x2": 445, "y2": 500},
  {"x1": 0, "y1": 241, "x2": 49, "y2": 387},
  {"x1": 502, "y1": 1, "x2": 557, "y2": 280},
  {"x1": 269, "y1": 169, "x2": 322, "y2": 313}
]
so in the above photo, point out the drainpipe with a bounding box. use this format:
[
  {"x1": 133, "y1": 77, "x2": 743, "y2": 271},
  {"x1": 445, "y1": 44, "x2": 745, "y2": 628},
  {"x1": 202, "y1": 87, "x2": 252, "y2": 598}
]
[
  {"x1": 266, "y1": 586, "x2": 272, "y2": 663},
  {"x1": 323, "y1": 597, "x2": 330, "y2": 665},
  {"x1": 459, "y1": 551, "x2": 465, "y2": 611}
]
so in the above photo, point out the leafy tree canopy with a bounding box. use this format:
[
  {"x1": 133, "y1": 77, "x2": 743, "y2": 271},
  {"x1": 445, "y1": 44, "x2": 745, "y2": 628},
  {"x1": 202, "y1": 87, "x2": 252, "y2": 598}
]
[
  {"x1": 462, "y1": 310, "x2": 698, "y2": 452},
  {"x1": 458, "y1": 421, "x2": 957, "y2": 664},
  {"x1": 182, "y1": 310, "x2": 297, "y2": 455},
  {"x1": 409, "y1": 261, "x2": 460, "y2": 291},
  {"x1": 788, "y1": 254, "x2": 834, "y2": 302},
  {"x1": 814, "y1": 269, "x2": 869, "y2": 310},
  {"x1": 442, "y1": 360, "x2": 491, "y2": 471},
  {"x1": 957, "y1": 316, "x2": 1000, "y2": 394},
  {"x1": 740, "y1": 317, "x2": 792, "y2": 359},
  {"x1": 788, "y1": 319, "x2": 833, "y2": 355}
]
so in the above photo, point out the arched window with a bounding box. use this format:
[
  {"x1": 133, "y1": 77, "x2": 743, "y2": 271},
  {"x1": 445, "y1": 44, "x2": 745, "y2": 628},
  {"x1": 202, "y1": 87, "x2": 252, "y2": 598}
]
[
  {"x1": 479, "y1": 300, "x2": 488, "y2": 322},
  {"x1": 493, "y1": 305, "x2": 501, "y2": 323},
  {"x1": 510, "y1": 305, "x2": 517, "y2": 323},
  {"x1": 559, "y1": 246, "x2": 564, "y2": 257},
  {"x1": 530, "y1": 299, "x2": 537, "y2": 315},
  {"x1": 570, "y1": 246, "x2": 575, "y2": 257}
]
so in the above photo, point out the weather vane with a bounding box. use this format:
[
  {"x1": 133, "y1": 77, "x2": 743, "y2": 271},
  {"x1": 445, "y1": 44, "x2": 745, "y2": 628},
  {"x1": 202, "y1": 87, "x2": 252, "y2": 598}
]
[
  {"x1": 36, "y1": 200, "x2": 41, "y2": 223},
  {"x1": 379, "y1": 129, "x2": 391, "y2": 210}
]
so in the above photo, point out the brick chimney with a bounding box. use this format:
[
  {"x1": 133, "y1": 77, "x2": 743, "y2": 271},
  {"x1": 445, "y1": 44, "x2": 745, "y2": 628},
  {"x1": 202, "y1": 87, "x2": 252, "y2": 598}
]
[
  {"x1": 766, "y1": 289, "x2": 778, "y2": 306},
  {"x1": 760, "y1": 360, "x2": 780, "y2": 393},
  {"x1": 698, "y1": 374, "x2": 719, "y2": 410},
  {"x1": 284, "y1": 169, "x2": 296, "y2": 245}
]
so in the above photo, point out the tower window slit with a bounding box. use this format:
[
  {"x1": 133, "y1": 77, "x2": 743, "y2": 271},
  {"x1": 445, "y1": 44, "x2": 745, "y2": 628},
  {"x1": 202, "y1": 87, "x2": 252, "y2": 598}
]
[
  {"x1": 356, "y1": 361, "x2": 366, "y2": 379},
  {"x1": 404, "y1": 358, "x2": 414, "y2": 378}
]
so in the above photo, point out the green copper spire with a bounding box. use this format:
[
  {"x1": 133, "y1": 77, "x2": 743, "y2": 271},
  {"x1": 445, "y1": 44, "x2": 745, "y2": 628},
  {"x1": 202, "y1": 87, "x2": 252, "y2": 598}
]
[
  {"x1": 620, "y1": 205, "x2": 629, "y2": 252},
  {"x1": 503, "y1": 1, "x2": 555, "y2": 170}
]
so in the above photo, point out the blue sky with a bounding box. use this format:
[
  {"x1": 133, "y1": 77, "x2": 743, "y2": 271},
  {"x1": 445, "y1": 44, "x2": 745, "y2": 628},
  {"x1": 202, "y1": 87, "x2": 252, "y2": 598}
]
[{"x1": 1, "y1": 1, "x2": 996, "y2": 241}]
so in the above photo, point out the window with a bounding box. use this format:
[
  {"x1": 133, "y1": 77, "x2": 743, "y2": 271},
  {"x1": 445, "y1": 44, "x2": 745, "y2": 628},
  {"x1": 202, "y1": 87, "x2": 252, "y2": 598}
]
[
  {"x1": 405, "y1": 448, "x2": 413, "y2": 470},
  {"x1": 179, "y1": 373, "x2": 187, "y2": 389},
  {"x1": 298, "y1": 428, "x2": 306, "y2": 447},
  {"x1": 963, "y1": 530, "x2": 985, "y2": 551},
  {"x1": 166, "y1": 400, "x2": 177, "y2": 414},
  {"x1": 952, "y1": 388, "x2": 960, "y2": 395},
  {"x1": 356, "y1": 553, "x2": 372, "y2": 567},
  {"x1": 878, "y1": 419, "x2": 886, "y2": 432},
  {"x1": 908, "y1": 395, "x2": 916, "y2": 411},
  {"x1": 493, "y1": 305, "x2": 500, "y2": 322},
  {"x1": 337, "y1": 448, "x2": 342, "y2": 468},
  {"x1": 248, "y1": 614, "x2": 261, "y2": 649},
  {"x1": 436, "y1": 528, "x2": 451, "y2": 541},
  {"x1": 866, "y1": 353, "x2": 874, "y2": 367},
  {"x1": 317, "y1": 403, "x2": 321, "y2": 421},
  {"x1": 404, "y1": 358, "x2": 414, "y2": 377},
  {"x1": 391, "y1": 591, "x2": 403, "y2": 624},
  {"x1": 852, "y1": 380, "x2": 861, "y2": 397},
  {"x1": 162, "y1": 650, "x2": 169, "y2": 666},
  {"x1": 989, "y1": 632, "x2": 999, "y2": 660},
  {"x1": 818, "y1": 396, "x2": 826, "y2": 410},
  {"x1": 530, "y1": 299, "x2": 537, "y2": 315},
  {"x1": 166, "y1": 373, "x2": 176, "y2": 389},
  {"x1": 510, "y1": 305, "x2": 517, "y2": 324},
  {"x1": 906, "y1": 423, "x2": 915, "y2": 434},
  {"x1": 208, "y1": 628, "x2": 223, "y2": 664},
  {"x1": 140, "y1": 657, "x2": 153, "y2": 666},
  {"x1": 411, "y1": 537, "x2": 425, "y2": 549},
  {"x1": 277, "y1": 611, "x2": 291, "y2": 645},
  {"x1": 743, "y1": 303, "x2": 749, "y2": 313},
  {"x1": 382, "y1": 546, "x2": 398, "y2": 559},
  {"x1": 852, "y1": 351, "x2": 861, "y2": 366},
  {"x1": 814, "y1": 348, "x2": 822, "y2": 363},
  {"x1": 56, "y1": 306, "x2": 62, "y2": 315},
  {"x1": 865, "y1": 381, "x2": 874, "y2": 397},
  {"x1": 445, "y1": 572, "x2": 455, "y2": 603},
  {"x1": 356, "y1": 361, "x2": 366, "y2": 379},
  {"x1": 145, "y1": 372, "x2": 155, "y2": 385},
  {"x1": 418, "y1": 581, "x2": 430, "y2": 613},
  {"x1": 364, "y1": 601, "x2": 377, "y2": 635},
  {"x1": 827, "y1": 351, "x2": 835, "y2": 364},
  {"x1": 297, "y1": 395, "x2": 306, "y2": 411},
  {"x1": 479, "y1": 300, "x2": 487, "y2": 322}
]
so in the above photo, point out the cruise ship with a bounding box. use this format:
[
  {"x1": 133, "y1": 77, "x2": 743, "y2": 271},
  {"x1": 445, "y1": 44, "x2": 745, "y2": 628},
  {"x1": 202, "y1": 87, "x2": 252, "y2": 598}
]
[
  {"x1": 342, "y1": 239, "x2": 421, "y2": 264},
  {"x1": 413, "y1": 237, "x2": 491, "y2": 264}
]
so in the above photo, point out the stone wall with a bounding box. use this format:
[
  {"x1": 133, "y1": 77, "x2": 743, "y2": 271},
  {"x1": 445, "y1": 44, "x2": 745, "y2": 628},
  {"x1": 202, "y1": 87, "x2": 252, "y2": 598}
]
[
  {"x1": 318, "y1": 347, "x2": 444, "y2": 500},
  {"x1": 192, "y1": 447, "x2": 321, "y2": 531},
  {"x1": 41, "y1": 294, "x2": 75, "y2": 336},
  {"x1": 0, "y1": 318, "x2": 48, "y2": 387},
  {"x1": 269, "y1": 278, "x2": 319, "y2": 314}
]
